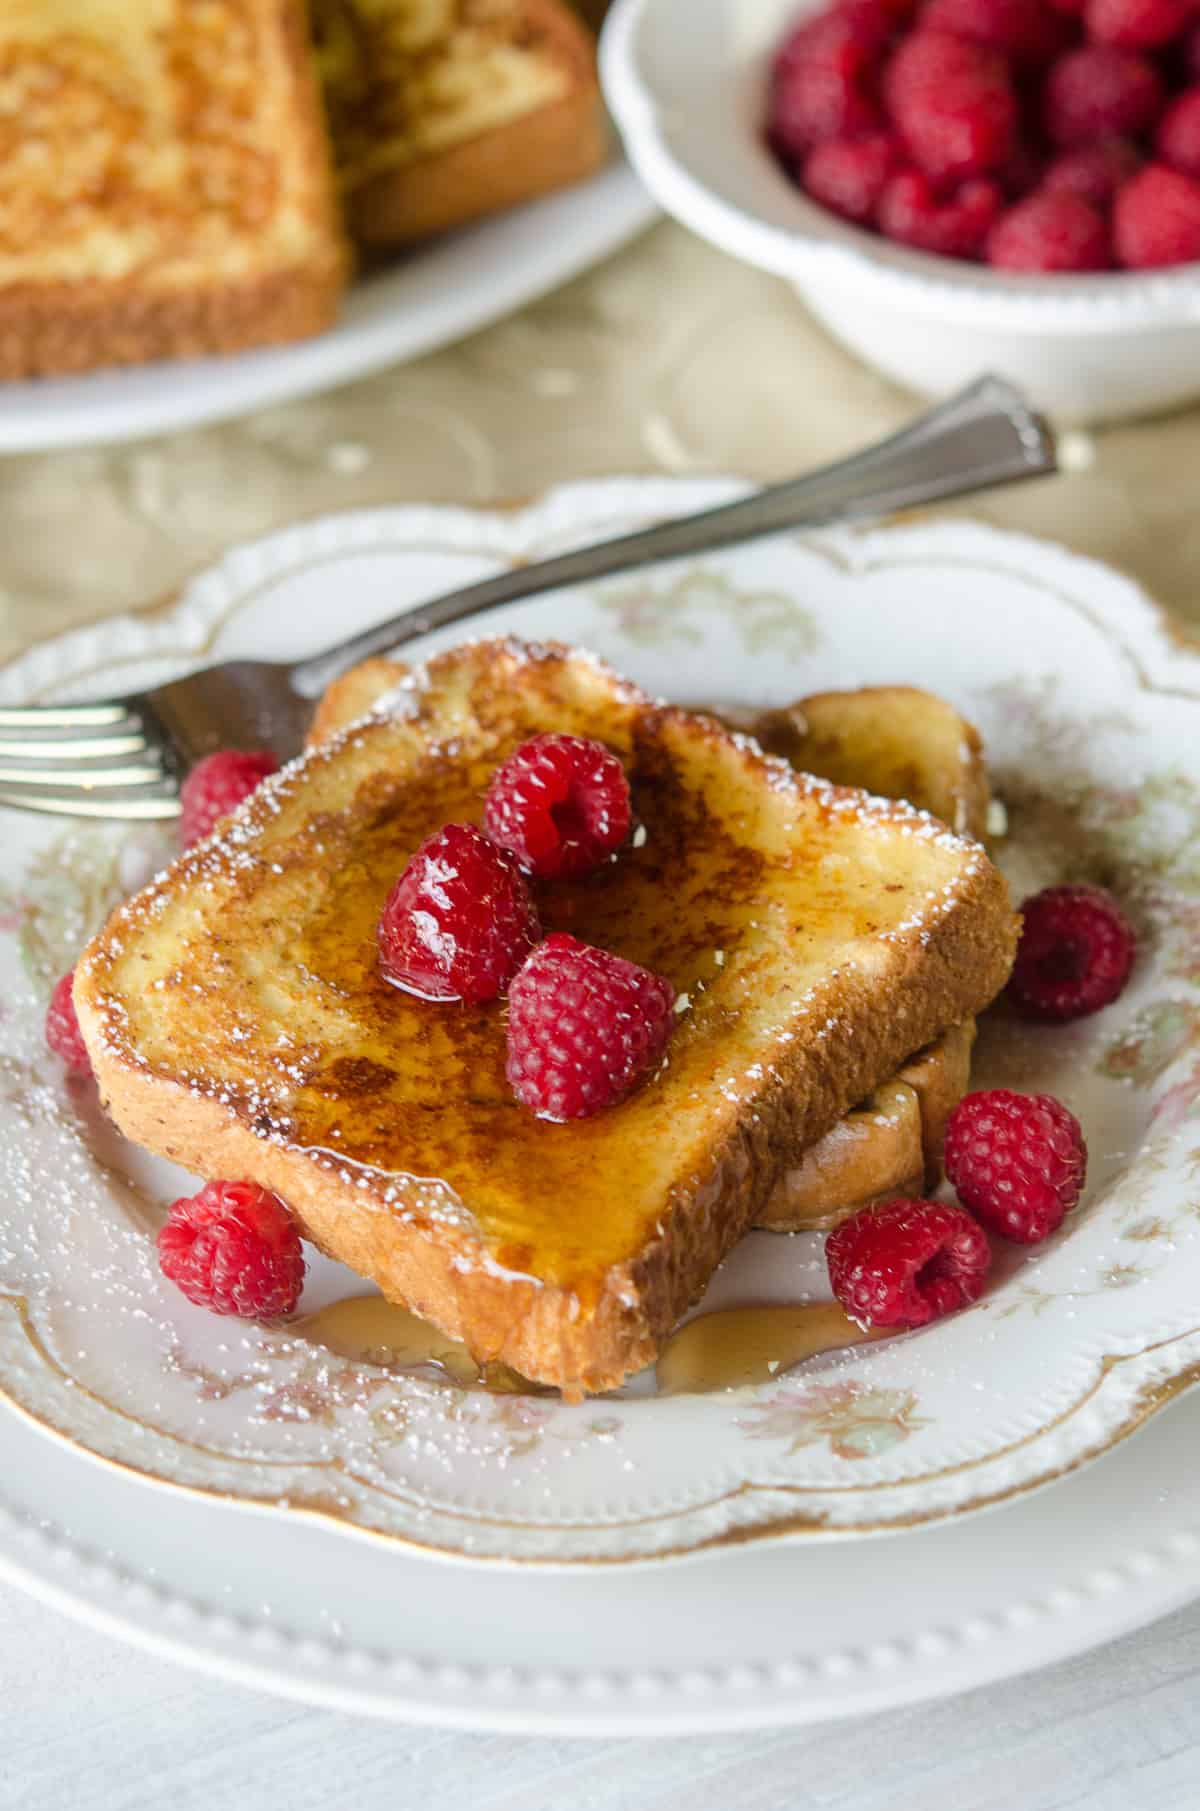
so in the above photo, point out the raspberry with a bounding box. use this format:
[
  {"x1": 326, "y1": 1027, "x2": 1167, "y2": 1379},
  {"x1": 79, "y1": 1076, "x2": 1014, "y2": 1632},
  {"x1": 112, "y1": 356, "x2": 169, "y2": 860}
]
[
  {"x1": 158, "y1": 1180, "x2": 305, "y2": 1317},
  {"x1": 987, "y1": 191, "x2": 1112, "y2": 268},
  {"x1": 884, "y1": 31, "x2": 1017, "y2": 184},
  {"x1": 1008, "y1": 883, "x2": 1136, "y2": 1019},
  {"x1": 505, "y1": 932, "x2": 675, "y2": 1121},
  {"x1": 45, "y1": 969, "x2": 91, "y2": 1075},
  {"x1": 801, "y1": 130, "x2": 901, "y2": 221},
  {"x1": 1042, "y1": 138, "x2": 1141, "y2": 207},
  {"x1": 920, "y1": 0, "x2": 1072, "y2": 65},
  {"x1": 831, "y1": 0, "x2": 908, "y2": 41},
  {"x1": 378, "y1": 822, "x2": 540, "y2": 1005},
  {"x1": 826, "y1": 1197, "x2": 992, "y2": 1329},
  {"x1": 835, "y1": 0, "x2": 917, "y2": 20},
  {"x1": 998, "y1": 136, "x2": 1048, "y2": 198},
  {"x1": 1182, "y1": 20, "x2": 1200, "y2": 80},
  {"x1": 1115, "y1": 161, "x2": 1200, "y2": 263},
  {"x1": 1085, "y1": 0, "x2": 1191, "y2": 48},
  {"x1": 1157, "y1": 88, "x2": 1200, "y2": 178},
  {"x1": 179, "y1": 748, "x2": 279, "y2": 847},
  {"x1": 878, "y1": 169, "x2": 1003, "y2": 254},
  {"x1": 944, "y1": 1090, "x2": 1087, "y2": 1244},
  {"x1": 768, "y1": 11, "x2": 885, "y2": 156},
  {"x1": 1043, "y1": 47, "x2": 1165, "y2": 148},
  {"x1": 484, "y1": 734, "x2": 631, "y2": 879}
]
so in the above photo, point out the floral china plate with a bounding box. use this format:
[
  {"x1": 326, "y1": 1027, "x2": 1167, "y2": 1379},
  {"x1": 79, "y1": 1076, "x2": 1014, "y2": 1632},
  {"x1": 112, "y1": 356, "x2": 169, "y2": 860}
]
[{"x1": 2, "y1": 483, "x2": 1200, "y2": 1568}]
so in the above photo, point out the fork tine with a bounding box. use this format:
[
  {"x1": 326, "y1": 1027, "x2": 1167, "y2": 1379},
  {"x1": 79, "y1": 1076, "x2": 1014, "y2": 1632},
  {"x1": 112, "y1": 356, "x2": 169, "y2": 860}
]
[
  {"x1": 0, "y1": 791, "x2": 180, "y2": 820},
  {"x1": 0, "y1": 758, "x2": 168, "y2": 789},
  {"x1": 0, "y1": 777, "x2": 180, "y2": 818},
  {"x1": 0, "y1": 702, "x2": 134, "y2": 728},
  {"x1": 0, "y1": 730, "x2": 148, "y2": 760}
]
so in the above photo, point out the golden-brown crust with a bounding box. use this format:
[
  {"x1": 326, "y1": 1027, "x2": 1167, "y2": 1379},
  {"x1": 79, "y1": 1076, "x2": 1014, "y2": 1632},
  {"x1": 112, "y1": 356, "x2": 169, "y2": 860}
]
[
  {"x1": 77, "y1": 639, "x2": 1017, "y2": 1397},
  {"x1": 0, "y1": 258, "x2": 346, "y2": 380},
  {"x1": 324, "y1": 0, "x2": 607, "y2": 246},
  {"x1": 757, "y1": 1019, "x2": 976, "y2": 1231},
  {"x1": 760, "y1": 1080, "x2": 926, "y2": 1233},
  {"x1": 900, "y1": 1017, "x2": 976, "y2": 1185},
  {"x1": 347, "y1": 83, "x2": 606, "y2": 246},
  {"x1": 0, "y1": 0, "x2": 349, "y2": 380},
  {"x1": 306, "y1": 655, "x2": 412, "y2": 745},
  {"x1": 755, "y1": 687, "x2": 992, "y2": 843}
]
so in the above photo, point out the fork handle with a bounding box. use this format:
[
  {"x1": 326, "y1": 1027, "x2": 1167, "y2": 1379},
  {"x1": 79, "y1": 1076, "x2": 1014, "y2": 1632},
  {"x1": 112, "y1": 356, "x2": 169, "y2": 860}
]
[{"x1": 289, "y1": 376, "x2": 1055, "y2": 700}]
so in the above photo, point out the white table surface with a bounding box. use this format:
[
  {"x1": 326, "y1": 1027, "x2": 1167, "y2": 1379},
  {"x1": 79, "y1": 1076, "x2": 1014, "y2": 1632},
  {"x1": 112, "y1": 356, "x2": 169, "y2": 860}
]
[
  {"x1": 5, "y1": 1574, "x2": 1200, "y2": 1811},
  {"x1": 7, "y1": 220, "x2": 1200, "y2": 1807}
]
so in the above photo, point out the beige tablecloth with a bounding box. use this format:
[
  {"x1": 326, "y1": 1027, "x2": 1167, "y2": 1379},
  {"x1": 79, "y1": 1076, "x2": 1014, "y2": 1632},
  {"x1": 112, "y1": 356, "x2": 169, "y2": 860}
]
[{"x1": 3, "y1": 221, "x2": 1199, "y2": 671}]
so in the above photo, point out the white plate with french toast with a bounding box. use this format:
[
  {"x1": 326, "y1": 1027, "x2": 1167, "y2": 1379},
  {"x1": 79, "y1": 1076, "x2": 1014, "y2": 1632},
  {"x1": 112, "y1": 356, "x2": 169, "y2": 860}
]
[
  {"x1": 4, "y1": 482, "x2": 1200, "y2": 1727},
  {"x1": 0, "y1": 0, "x2": 651, "y2": 450}
]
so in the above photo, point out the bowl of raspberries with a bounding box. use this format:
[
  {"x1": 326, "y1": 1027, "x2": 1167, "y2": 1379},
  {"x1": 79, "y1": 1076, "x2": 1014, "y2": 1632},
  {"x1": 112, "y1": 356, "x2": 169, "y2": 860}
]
[{"x1": 601, "y1": 0, "x2": 1200, "y2": 421}]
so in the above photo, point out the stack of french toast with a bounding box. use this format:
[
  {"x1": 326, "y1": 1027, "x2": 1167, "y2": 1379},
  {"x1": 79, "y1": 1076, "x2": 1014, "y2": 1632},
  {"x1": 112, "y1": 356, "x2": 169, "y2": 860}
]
[
  {"x1": 75, "y1": 637, "x2": 1020, "y2": 1399},
  {"x1": 0, "y1": 1, "x2": 611, "y2": 380}
]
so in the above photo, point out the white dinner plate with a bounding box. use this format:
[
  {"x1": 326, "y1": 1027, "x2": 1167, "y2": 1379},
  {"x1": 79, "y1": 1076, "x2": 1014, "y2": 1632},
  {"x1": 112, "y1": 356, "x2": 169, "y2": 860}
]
[
  {"x1": 2, "y1": 482, "x2": 1200, "y2": 1726},
  {"x1": 0, "y1": 161, "x2": 655, "y2": 453}
]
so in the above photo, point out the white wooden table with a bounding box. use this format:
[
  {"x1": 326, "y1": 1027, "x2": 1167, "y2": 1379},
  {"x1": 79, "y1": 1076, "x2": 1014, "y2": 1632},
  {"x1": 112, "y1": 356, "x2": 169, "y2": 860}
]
[
  {"x1": 6, "y1": 222, "x2": 1200, "y2": 1807},
  {"x1": 5, "y1": 1576, "x2": 1200, "y2": 1810}
]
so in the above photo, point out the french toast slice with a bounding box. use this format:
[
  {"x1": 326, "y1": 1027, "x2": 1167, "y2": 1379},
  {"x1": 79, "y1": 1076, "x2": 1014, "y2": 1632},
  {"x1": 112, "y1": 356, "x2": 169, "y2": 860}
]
[
  {"x1": 77, "y1": 639, "x2": 1016, "y2": 1396},
  {"x1": 312, "y1": 0, "x2": 607, "y2": 247},
  {"x1": 762, "y1": 1020, "x2": 976, "y2": 1231},
  {"x1": 310, "y1": 658, "x2": 989, "y2": 1232},
  {"x1": 0, "y1": 0, "x2": 348, "y2": 379},
  {"x1": 756, "y1": 687, "x2": 991, "y2": 842}
]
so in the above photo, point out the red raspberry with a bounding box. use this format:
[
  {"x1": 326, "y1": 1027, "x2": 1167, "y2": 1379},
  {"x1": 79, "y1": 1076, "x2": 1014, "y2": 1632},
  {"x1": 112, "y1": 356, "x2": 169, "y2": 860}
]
[
  {"x1": 179, "y1": 749, "x2": 279, "y2": 847},
  {"x1": 987, "y1": 191, "x2": 1112, "y2": 268},
  {"x1": 45, "y1": 969, "x2": 91, "y2": 1075},
  {"x1": 1043, "y1": 47, "x2": 1165, "y2": 148},
  {"x1": 826, "y1": 1197, "x2": 991, "y2": 1329},
  {"x1": 1085, "y1": 0, "x2": 1191, "y2": 48},
  {"x1": 831, "y1": 0, "x2": 909, "y2": 41},
  {"x1": 1008, "y1": 883, "x2": 1136, "y2": 1019},
  {"x1": 1115, "y1": 161, "x2": 1200, "y2": 264},
  {"x1": 505, "y1": 932, "x2": 675, "y2": 1121},
  {"x1": 1157, "y1": 88, "x2": 1200, "y2": 179},
  {"x1": 484, "y1": 734, "x2": 631, "y2": 879},
  {"x1": 1042, "y1": 138, "x2": 1141, "y2": 207},
  {"x1": 802, "y1": 130, "x2": 901, "y2": 221},
  {"x1": 884, "y1": 32, "x2": 1017, "y2": 184},
  {"x1": 1182, "y1": 20, "x2": 1200, "y2": 80},
  {"x1": 768, "y1": 11, "x2": 885, "y2": 157},
  {"x1": 378, "y1": 823, "x2": 539, "y2": 1005},
  {"x1": 944, "y1": 1090, "x2": 1087, "y2": 1244},
  {"x1": 158, "y1": 1180, "x2": 305, "y2": 1317},
  {"x1": 835, "y1": 0, "x2": 917, "y2": 20},
  {"x1": 920, "y1": 0, "x2": 1072, "y2": 65},
  {"x1": 878, "y1": 169, "x2": 1003, "y2": 255},
  {"x1": 998, "y1": 136, "x2": 1048, "y2": 198}
]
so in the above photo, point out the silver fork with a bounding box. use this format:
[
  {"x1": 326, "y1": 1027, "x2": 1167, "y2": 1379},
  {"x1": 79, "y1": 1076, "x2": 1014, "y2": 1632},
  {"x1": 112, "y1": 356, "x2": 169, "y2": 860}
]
[{"x1": 0, "y1": 376, "x2": 1055, "y2": 821}]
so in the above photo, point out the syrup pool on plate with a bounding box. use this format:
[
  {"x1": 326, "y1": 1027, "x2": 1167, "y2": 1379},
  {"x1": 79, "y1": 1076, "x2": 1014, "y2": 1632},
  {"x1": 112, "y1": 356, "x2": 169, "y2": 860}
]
[{"x1": 296, "y1": 1294, "x2": 885, "y2": 1397}]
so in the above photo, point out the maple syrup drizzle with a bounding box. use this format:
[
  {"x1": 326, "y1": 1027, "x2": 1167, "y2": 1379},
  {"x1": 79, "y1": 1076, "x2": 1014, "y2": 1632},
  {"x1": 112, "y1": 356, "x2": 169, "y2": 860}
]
[
  {"x1": 292, "y1": 1296, "x2": 538, "y2": 1395},
  {"x1": 655, "y1": 1301, "x2": 888, "y2": 1394},
  {"x1": 296, "y1": 1295, "x2": 885, "y2": 1398}
]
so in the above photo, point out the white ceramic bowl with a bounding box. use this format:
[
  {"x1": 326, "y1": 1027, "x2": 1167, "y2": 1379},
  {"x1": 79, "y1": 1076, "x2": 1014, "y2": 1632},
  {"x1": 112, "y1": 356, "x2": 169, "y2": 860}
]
[{"x1": 600, "y1": 0, "x2": 1200, "y2": 424}]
